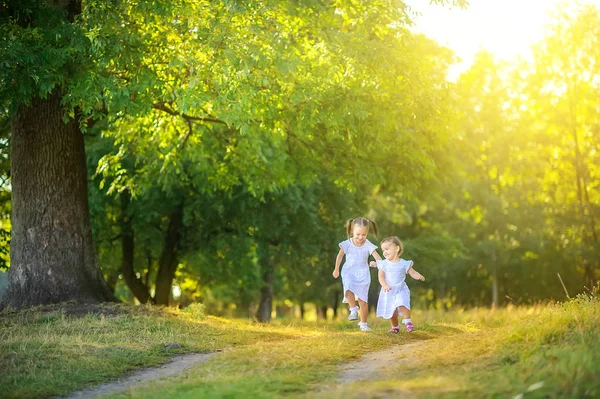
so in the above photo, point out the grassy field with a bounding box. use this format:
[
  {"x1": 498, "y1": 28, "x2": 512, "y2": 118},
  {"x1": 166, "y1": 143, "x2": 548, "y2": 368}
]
[{"x1": 1, "y1": 295, "x2": 599, "y2": 398}]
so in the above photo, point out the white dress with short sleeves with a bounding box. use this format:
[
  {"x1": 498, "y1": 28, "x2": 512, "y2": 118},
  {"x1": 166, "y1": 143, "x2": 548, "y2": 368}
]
[
  {"x1": 339, "y1": 239, "x2": 378, "y2": 303},
  {"x1": 376, "y1": 258, "x2": 413, "y2": 318}
]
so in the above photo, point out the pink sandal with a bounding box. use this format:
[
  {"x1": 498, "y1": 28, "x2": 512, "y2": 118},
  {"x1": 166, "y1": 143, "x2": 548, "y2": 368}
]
[
  {"x1": 405, "y1": 322, "x2": 415, "y2": 332},
  {"x1": 388, "y1": 327, "x2": 400, "y2": 334}
]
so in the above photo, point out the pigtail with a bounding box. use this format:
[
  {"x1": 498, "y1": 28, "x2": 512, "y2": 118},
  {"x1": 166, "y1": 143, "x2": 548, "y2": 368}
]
[
  {"x1": 368, "y1": 220, "x2": 379, "y2": 239},
  {"x1": 345, "y1": 218, "x2": 354, "y2": 238},
  {"x1": 346, "y1": 216, "x2": 378, "y2": 239}
]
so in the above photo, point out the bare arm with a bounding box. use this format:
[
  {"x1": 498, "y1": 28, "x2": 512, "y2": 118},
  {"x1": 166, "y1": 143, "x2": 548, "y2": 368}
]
[
  {"x1": 332, "y1": 248, "x2": 344, "y2": 278},
  {"x1": 378, "y1": 269, "x2": 391, "y2": 291},
  {"x1": 370, "y1": 250, "x2": 382, "y2": 267},
  {"x1": 408, "y1": 266, "x2": 425, "y2": 281}
]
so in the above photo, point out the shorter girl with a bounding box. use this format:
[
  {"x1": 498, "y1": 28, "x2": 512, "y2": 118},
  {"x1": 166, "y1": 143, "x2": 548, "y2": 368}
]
[
  {"x1": 332, "y1": 217, "x2": 381, "y2": 332},
  {"x1": 372, "y1": 236, "x2": 425, "y2": 333}
]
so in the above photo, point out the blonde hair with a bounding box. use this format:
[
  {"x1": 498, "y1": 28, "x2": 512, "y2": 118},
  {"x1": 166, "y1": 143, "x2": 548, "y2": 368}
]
[
  {"x1": 380, "y1": 236, "x2": 403, "y2": 256},
  {"x1": 345, "y1": 217, "x2": 379, "y2": 239}
]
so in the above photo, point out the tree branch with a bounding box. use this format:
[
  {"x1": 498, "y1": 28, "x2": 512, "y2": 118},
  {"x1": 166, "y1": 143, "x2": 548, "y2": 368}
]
[{"x1": 153, "y1": 102, "x2": 228, "y2": 125}]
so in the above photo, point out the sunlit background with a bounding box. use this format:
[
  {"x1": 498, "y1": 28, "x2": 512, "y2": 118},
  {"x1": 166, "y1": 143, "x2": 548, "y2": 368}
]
[{"x1": 405, "y1": 0, "x2": 600, "y2": 79}]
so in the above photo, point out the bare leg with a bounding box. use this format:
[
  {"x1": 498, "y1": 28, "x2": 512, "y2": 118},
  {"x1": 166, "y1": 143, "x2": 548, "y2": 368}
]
[
  {"x1": 358, "y1": 298, "x2": 368, "y2": 323},
  {"x1": 390, "y1": 307, "x2": 399, "y2": 327},
  {"x1": 345, "y1": 290, "x2": 357, "y2": 309},
  {"x1": 399, "y1": 306, "x2": 411, "y2": 321}
]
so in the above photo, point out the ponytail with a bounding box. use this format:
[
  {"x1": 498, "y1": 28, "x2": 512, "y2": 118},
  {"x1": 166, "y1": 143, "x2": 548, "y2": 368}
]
[{"x1": 345, "y1": 218, "x2": 354, "y2": 238}]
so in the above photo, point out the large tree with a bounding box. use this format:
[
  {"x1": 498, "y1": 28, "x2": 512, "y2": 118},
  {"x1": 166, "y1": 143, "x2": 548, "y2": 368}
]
[
  {"x1": 1, "y1": 0, "x2": 204, "y2": 308},
  {"x1": 0, "y1": 1, "x2": 116, "y2": 308}
]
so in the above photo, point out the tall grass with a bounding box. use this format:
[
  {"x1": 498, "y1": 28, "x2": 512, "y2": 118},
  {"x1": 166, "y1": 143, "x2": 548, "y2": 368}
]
[{"x1": 335, "y1": 292, "x2": 600, "y2": 399}]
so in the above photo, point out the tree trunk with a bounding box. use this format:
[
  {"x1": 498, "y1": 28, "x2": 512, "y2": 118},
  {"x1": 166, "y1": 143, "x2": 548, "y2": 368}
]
[
  {"x1": 440, "y1": 282, "x2": 448, "y2": 310},
  {"x1": 491, "y1": 246, "x2": 499, "y2": 308},
  {"x1": 256, "y1": 262, "x2": 274, "y2": 322},
  {"x1": 317, "y1": 305, "x2": 328, "y2": 320},
  {"x1": 119, "y1": 191, "x2": 152, "y2": 304},
  {"x1": 332, "y1": 290, "x2": 340, "y2": 318},
  {"x1": 154, "y1": 204, "x2": 183, "y2": 306},
  {"x1": 491, "y1": 267, "x2": 499, "y2": 308},
  {"x1": 1, "y1": 93, "x2": 115, "y2": 309}
]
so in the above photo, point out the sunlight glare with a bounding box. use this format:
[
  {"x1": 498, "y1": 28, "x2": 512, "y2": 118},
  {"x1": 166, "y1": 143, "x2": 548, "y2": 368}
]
[{"x1": 404, "y1": 0, "x2": 600, "y2": 80}]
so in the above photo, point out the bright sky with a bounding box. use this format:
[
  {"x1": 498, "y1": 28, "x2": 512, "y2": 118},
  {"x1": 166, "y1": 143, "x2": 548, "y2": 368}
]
[{"x1": 403, "y1": 0, "x2": 600, "y2": 80}]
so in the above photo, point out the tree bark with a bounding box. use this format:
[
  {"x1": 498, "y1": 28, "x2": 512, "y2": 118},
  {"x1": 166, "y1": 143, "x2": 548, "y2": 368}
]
[
  {"x1": 154, "y1": 204, "x2": 183, "y2": 305},
  {"x1": 1, "y1": 92, "x2": 115, "y2": 309}
]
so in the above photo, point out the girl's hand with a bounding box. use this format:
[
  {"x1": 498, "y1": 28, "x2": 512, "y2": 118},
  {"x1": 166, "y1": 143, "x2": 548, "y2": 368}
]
[
  {"x1": 417, "y1": 274, "x2": 425, "y2": 281},
  {"x1": 369, "y1": 261, "x2": 377, "y2": 268},
  {"x1": 332, "y1": 269, "x2": 339, "y2": 279},
  {"x1": 383, "y1": 284, "x2": 392, "y2": 292}
]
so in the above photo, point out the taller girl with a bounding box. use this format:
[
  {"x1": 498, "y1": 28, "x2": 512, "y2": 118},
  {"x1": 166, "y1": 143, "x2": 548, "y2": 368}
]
[{"x1": 332, "y1": 217, "x2": 382, "y2": 331}]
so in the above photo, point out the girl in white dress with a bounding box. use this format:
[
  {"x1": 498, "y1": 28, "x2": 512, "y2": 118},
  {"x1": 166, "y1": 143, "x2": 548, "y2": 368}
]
[
  {"x1": 332, "y1": 217, "x2": 381, "y2": 332},
  {"x1": 372, "y1": 236, "x2": 425, "y2": 333}
]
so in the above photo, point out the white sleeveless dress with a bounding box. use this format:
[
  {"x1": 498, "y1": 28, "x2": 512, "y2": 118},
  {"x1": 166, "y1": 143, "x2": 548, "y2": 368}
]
[
  {"x1": 339, "y1": 239, "x2": 378, "y2": 303},
  {"x1": 376, "y1": 258, "x2": 413, "y2": 318}
]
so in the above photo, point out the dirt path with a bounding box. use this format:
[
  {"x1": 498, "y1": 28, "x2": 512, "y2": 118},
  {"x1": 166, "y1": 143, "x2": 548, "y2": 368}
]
[
  {"x1": 63, "y1": 339, "x2": 429, "y2": 399},
  {"x1": 64, "y1": 352, "x2": 217, "y2": 399},
  {"x1": 309, "y1": 339, "x2": 431, "y2": 399},
  {"x1": 336, "y1": 340, "x2": 427, "y2": 385}
]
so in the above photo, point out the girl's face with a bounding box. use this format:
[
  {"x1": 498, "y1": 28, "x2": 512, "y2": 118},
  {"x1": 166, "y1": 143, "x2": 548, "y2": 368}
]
[
  {"x1": 352, "y1": 225, "x2": 368, "y2": 245},
  {"x1": 381, "y1": 242, "x2": 400, "y2": 261}
]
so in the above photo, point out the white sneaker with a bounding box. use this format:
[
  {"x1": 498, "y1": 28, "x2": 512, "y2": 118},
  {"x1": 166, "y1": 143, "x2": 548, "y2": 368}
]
[
  {"x1": 358, "y1": 322, "x2": 371, "y2": 332},
  {"x1": 348, "y1": 308, "x2": 359, "y2": 321}
]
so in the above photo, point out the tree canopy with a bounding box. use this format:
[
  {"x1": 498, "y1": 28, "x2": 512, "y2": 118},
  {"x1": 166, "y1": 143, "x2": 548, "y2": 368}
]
[{"x1": 1, "y1": 0, "x2": 598, "y2": 316}]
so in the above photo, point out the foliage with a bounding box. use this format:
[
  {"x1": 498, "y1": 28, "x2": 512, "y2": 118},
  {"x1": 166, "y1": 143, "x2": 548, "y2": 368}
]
[
  {"x1": 2, "y1": 0, "x2": 599, "y2": 312},
  {"x1": 78, "y1": 0, "x2": 457, "y2": 311},
  {"x1": 372, "y1": 2, "x2": 600, "y2": 308}
]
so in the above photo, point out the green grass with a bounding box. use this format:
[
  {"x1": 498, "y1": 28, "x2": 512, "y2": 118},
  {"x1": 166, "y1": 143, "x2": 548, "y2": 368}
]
[
  {"x1": 0, "y1": 303, "x2": 317, "y2": 398},
  {"x1": 1, "y1": 297, "x2": 599, "y2": 398}
]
